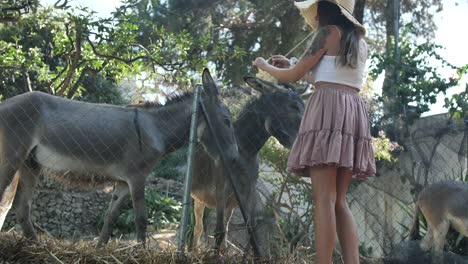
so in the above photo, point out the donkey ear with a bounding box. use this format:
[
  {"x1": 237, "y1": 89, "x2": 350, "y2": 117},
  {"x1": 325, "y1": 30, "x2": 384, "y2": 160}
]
[
  {"x1": 202, "y1": 68, "x2": 218, "y2": 97},
  {"x1": 243, "y1": 76, "x2": 276, "y2": 94}
]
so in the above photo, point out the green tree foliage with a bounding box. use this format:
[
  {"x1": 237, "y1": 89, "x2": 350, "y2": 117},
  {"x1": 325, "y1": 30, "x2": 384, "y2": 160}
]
[
  {"x1": 0, "y1": 6, "x2": 134, "y2": 99},
  {"x1": 150, "y1": 147, "x2": 187, "y2": 180},
  {"x1": 0, "y1": 0, "x2": 39, "y2": 23},
  {"x1": 115, "y1": 0, "x2": 450, "y2": 85},
  {"x1": 369, "y1": 27, "x2": 466, "y2": 138},
  {"x1": 361, "y1": 0, "x2": 443, "y2": 51},
  {"x1": 0, "y1": 2, "x2": 239, "y2": 101},
  {"x1": 77, "y1": 74, "x2": 126, "y2": 104},
  {"x1": 117, "y1": 0, "x2": 309, "y2": 85},
  {"x1": 445, "y1": 83, "x2": 468, "y2": 119}
]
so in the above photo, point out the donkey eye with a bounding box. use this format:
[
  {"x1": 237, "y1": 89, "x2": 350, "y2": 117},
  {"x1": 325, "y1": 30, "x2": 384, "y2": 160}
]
[{"x1": 224, "y1": 118, "x2": 231, "y2": 126}]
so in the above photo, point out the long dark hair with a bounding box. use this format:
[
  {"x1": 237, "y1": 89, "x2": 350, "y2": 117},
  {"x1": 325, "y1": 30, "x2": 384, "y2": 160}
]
[{"x1": 317, "y1": 1, "x2": 363, "y2": 68}]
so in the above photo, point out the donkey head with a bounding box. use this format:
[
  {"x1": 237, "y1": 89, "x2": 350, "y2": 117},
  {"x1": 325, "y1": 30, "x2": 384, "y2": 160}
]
[
  {"x1": 244, "y1": 77, "x2": 305, "y2": 148},
  {"x1": 198, "y1": 68, "x2": 239, "y2": 165}
]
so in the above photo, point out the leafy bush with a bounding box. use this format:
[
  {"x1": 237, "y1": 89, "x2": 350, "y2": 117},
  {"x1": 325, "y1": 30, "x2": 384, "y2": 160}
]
[
  {"x1": 103, "y1": 189, "x2": 182, "y2": 236},
  {"x1": 372, "y1": 130, "x2": 402, "y2": 162},
  {"x1": 150, "y1": 147, "x2": 187, "y2": 180}
]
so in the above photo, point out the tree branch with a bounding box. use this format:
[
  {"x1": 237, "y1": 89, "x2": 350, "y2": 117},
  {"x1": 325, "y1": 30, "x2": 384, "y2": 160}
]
[
  {"x1": 48, "y1": 22, "x2": 75, "y2": 94},
  {"x1": 65, "y1": 60, "x2": 107, "y2": 99},
  {"x1": 66, "y1": 66, "x2": 89, "y2": 98},
  {"x1": 57, "y1": 22, "x2": 82, "y2": 96},
  {"x1": 0, "y1": 0, "x2": 34, "y2": 23},
  {"x1": 53, "y1": 0, "x2": 68, "y2": 9},
  {"x1": 86, "y1": 37, "x2": 184, "y2": 72},
  {"x1": 0, "y1": 17, "x2": 19, "y2": 23},
  {"x1": 22, "y1": 68, "x2": 32, "y2": 92},
  {"x1": 1, "y1": 0, "x2": 32, "y2": 12},
  {"x1": 86, "y1": 37, "x2": 149, "y2": 64}
]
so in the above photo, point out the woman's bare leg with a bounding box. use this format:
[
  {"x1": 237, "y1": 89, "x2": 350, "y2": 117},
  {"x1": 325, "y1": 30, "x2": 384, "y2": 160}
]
[
  {"x1": 309, "y1": 167, "x2": 337, "y2": 264},
  {"x1": 335, "y1": 168, "x2": 359, "y2": 264}
]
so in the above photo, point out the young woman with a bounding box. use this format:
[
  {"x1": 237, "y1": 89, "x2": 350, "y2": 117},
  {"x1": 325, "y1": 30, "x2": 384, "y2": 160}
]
[{"x1": 253, "y1": 1, "x2": 376, "y2": 263}]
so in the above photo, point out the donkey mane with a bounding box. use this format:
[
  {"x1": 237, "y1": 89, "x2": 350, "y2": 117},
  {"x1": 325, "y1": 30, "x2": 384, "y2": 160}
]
[
  {"x1": 127, "y1": 91, "x2": 194, "y2": 109},
  {"x1": 236, "y1": 93, "x2": 277, "y2": 119},
  {"x1": 236, "y1": 83, "x2": 299, "y2": 119}
]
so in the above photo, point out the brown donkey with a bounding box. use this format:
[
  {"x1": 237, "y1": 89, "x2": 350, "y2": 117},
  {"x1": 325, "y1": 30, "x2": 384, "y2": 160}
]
[
  {"x1": 191, "y1": 77, "x2": 305, "y2": 255},
  {"x1": 409, "y1": 180, "x2": 468, "y2": 260}
]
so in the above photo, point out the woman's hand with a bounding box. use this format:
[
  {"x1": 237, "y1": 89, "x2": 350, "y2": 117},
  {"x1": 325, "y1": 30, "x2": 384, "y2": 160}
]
[
  {"x1": 253, "y1": 57, "x2": 269, "y2": 70},
  {"x1": 271, "y1": 55, "x2": 291, "y2": 68}
]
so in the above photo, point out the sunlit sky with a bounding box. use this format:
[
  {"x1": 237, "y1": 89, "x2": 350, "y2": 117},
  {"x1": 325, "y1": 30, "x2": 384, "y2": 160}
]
[{"x1": 41, "y1": 0, "x2": 468, "y2": 116}]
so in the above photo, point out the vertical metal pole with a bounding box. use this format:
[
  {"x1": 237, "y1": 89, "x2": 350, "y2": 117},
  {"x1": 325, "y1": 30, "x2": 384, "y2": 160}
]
[
  {"x1": 393, "y1": 0, "x2": 402, "y2": 141},
  {"x1": 177, "y1": 84, "x2": 201, "y2": 252},
  {"x1": 394, "y1": 0, "x2": 400, "y2": 78},
  {"x1": 463, "y1": 119, "x2": 468, "y2": 181}
]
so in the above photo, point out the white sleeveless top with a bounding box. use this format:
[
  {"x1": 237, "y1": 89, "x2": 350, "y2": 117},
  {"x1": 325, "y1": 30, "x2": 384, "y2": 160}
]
[{"x1": 309, "y1": 39, "x2": 368, "y2": 90}]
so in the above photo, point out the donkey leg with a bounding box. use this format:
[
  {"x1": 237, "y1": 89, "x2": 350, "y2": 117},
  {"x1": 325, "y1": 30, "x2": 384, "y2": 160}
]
[
  {"x1": 128, "y1": 178, "x2": 148, "y2": 246},
  {"x1": 459, "y1": 218, "x2": 468, "y2": 237},
  {"x1": 213, "y1": 188, "x2": 227, "y2": 253},
  {"x1": 0, "y1": 158, "x2": 22, "y2": 230},
  {"x1": 431, "y1": 220, "x2": 449, "y2": 263},
  {"x1": 448, "y1": 214, "x2": 468, "y2": 238},
  {"x1": 192, "y1": 198, "x2": 205, "y2": 250},
  {"x1": 219, "y1": 205, "x2": 235, "y2": 252},
  {"x1": 0, "y1": 147, "x2": 30, "y2": 231},
  {"x1": 420, "y1": 226, "x2": 433, "y2": 251},
  {"x1": 245, "y1": 190, "x2": 265, "y2": 257},
  {"x1": 13, "y1": 164, "x2": 38, "y2": 240},
  {"x1": 0, "y1": 173, "x2": 19, "y2": 230},
  {"x1": 213, "y1": 176, "x2": 228, "y2": 253},
  {"x1": 0, "y1": 142, "x2": 28, "y2": 199},
  {"x1": 214, "y1": 206, "x2": 225, "y2": 253},
  {"x1": 97, "y1": 181, "x2": 130, "y2": 247}
]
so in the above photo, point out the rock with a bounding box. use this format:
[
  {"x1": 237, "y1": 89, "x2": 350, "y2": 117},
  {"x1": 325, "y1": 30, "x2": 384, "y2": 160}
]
[{"x1": 383, "y1": 241, "x2": 468, "y2": 264}]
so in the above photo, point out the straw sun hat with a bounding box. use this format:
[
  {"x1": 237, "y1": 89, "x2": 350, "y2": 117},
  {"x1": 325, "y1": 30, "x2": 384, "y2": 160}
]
[{"x1": 294, "y1": 0, "x2": 366, "y2": 34}]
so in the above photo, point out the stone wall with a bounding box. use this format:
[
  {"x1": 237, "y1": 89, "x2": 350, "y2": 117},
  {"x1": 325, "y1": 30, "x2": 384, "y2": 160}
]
[
  {"x1": 4, "y1": 176, "x2": 183, "y2": 238},
  {"x1": 4, "y1": 177, "x2": 110, "y2": 238}
]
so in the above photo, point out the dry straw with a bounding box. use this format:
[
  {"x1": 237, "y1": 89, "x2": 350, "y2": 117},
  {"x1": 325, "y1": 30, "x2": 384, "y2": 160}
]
[{"x1": 0, "y1": 232, "x2": 382, "y2": 263}]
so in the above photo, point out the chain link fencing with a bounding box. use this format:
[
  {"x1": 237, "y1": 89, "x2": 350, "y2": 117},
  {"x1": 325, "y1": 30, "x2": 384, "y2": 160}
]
[{"x1": 0, "y1": 76, "x2": 466, "y2": 261}]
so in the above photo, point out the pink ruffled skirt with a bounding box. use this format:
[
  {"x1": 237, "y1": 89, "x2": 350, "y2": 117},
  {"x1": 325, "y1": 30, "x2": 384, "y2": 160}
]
[{"x1": 287, "y1": 83, "x2": 376, "y2": 179}]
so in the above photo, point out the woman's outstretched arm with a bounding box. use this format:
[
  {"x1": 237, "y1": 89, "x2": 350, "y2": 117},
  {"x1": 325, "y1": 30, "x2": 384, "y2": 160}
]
[{"x1": 253, "y1": 26, "x2": 337, "y2": 83}]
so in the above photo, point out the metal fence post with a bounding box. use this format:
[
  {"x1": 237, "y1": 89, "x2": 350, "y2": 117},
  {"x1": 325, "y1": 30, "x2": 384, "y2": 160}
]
[{"x1": 177, "y1": 84, "x2": 201, "y2": 252}]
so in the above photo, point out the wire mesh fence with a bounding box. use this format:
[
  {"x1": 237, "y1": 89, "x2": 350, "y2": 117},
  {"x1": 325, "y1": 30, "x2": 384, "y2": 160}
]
[{"x1": 0, "y1": 71, "x2": 467, "y2": 262}]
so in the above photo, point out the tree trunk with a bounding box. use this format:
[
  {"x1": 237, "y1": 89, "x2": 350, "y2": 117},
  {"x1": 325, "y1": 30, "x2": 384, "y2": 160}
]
[
  {"x1": 354, "y1": 0, "x2": 366, "y2": 24},
  {"x1": 381, "y1": 0, "x2": 401, "y2": 141}
]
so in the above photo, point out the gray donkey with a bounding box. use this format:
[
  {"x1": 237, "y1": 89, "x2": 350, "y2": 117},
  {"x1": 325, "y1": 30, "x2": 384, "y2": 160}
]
[
  {"x1": 409, "y1": 180, "x2": 468, "y2": 261},
  {"x1": 191, "y1": 77, "x2": 305, "y2": 255},
  {"x1": 0, "y1": 69, "x2": 238, "y2": 247}
]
